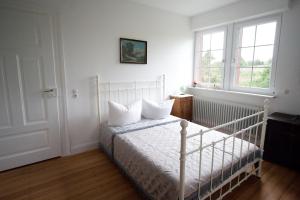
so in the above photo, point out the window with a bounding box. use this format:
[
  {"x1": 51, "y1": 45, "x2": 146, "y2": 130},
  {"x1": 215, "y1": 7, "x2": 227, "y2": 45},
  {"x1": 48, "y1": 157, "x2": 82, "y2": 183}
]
[
  {"x1": 194, "y1": 28, "x2": 226, "y2": 89},
  {"x1": 194, "y1": 15, "x2": 281, "y2": 94}
]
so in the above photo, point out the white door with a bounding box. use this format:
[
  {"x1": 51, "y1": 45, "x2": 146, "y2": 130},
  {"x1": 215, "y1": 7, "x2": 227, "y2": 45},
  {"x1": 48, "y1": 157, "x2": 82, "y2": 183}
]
[{"x1": 0, "y1": 8, "x2": 61, "y2": 171}]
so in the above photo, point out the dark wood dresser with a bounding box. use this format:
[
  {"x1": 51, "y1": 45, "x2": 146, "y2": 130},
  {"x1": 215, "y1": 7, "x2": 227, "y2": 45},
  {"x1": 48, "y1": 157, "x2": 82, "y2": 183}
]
[
  {"x1": 170, "y1": 94, "x2": 193, "y2": 121},
  {"x1": 263, "y1": 112, "x2": 300, "y2": 170}
]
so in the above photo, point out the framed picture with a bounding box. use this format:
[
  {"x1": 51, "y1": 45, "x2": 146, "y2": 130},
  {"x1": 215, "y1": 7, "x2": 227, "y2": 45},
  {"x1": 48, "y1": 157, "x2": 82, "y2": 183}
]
[{"x1": 120, "y1": 38, "x2": 147, "y2": 64}]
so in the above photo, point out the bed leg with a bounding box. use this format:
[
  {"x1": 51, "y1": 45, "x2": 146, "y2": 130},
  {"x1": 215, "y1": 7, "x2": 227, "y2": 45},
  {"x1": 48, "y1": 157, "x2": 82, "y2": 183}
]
[
  {"x1": 254, "y1": 161, "x2": 262, "y2": 178},
  {"x1": 179, "y1": 120, "x2": 188, "y2": 200}
]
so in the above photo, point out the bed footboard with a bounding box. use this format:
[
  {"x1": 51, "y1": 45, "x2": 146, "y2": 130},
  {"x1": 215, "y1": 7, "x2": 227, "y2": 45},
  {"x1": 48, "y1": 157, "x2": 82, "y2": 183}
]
[{"x1": 179, "y1": 100, "x2": 269, "y2": 200}]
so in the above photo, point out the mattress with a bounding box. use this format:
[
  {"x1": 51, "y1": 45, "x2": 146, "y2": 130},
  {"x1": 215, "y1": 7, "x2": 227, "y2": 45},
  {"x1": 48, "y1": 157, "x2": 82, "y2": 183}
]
[
  {"x1": 113, "y1": 121, "x2": 261, "y2": 200},
  {"x1": 99, "y1": 116, "x2": 181, "y2": 156}
]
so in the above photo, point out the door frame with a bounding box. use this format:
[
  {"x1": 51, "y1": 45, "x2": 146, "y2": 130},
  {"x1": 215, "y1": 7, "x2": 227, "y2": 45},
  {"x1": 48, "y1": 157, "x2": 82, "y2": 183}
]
[{"x1": 0, "y1": 0, "x2": 70, "y2": 155}]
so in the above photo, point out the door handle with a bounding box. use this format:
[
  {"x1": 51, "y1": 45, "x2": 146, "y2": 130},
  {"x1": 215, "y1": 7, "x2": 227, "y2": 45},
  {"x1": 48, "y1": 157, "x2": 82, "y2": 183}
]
[
  {"x1": 43, "y1": 89, "x2": 54, "y2": 93},
  {"x1": 42, "y1": 88, "x2": 57, "y2": 97}
]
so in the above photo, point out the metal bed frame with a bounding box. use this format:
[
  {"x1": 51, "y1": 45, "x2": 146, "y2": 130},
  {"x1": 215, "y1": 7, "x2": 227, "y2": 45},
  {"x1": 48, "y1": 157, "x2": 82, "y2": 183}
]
[
  {"x1": 96, "y1": 74, "x2": 269, "y2": 200},
  {"x1": 179, "y1": 100, "x2": 269, "y2": 200},
  {"x1": 96, "y1": 74, "x2": 165, "y2": 124}
]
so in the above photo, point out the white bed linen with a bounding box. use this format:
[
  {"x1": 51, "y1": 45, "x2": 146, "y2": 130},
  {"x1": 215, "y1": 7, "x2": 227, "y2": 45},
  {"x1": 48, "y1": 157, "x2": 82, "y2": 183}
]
[
  {"x1": 113, "y1": 121, "x2": 258, "y2": 200},
  {"x1": 99, "y1": 116, "x2": 180, "y2": 156}
]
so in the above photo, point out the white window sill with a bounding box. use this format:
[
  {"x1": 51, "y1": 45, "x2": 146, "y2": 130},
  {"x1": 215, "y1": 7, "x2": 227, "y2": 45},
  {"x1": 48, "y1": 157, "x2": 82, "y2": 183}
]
[{"x1": 187, "y1": 87, "x2": 276, "y2": 99}]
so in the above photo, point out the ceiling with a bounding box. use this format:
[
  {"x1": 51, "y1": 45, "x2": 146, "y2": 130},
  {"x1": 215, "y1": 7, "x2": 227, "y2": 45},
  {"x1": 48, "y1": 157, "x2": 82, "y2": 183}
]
[
  {"x1": 16, "y1": 0, "x2": 246, "y2": 17},
  {"x1": 128, "y1": 0, "x2": 245, "y2": 16}
]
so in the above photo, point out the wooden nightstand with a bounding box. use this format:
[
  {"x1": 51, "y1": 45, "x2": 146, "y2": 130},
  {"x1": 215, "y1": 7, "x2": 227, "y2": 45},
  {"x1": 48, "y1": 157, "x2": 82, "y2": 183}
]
[{"x1": 170, "y1": 94, "x2": 193, "y2": 121}]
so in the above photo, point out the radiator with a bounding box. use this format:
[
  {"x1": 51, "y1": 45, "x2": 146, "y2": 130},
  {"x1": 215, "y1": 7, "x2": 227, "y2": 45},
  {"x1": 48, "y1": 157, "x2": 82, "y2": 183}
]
[{"x1": 193, "y1": 97, "x2": 263, "y2": 133}]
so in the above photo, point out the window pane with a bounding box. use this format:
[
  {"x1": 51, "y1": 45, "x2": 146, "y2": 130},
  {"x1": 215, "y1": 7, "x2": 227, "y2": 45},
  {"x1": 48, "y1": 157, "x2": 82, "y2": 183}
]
[
  {"x1": 255, "y1": 22, "x2": 277, "y2": 46},
  {"x1": 235, "y1": 68, "x2": 252, "y2": 87},
  {"x1": 251, "y1": 68, "x2": 270, "y2": 88},
  {"x1": 199, "y1": 68, "x2": 210, "y2": 84},
  {"x1": 253, "y1": 45, "x2": 274, "y2": 67},
  {"x1": 202, "y1": 34, "x2": 211, "y2": 51},
  {"x1": 241, "y1": 26, "x2": 256, "y2": 47},
  {"x1": 237, "y1": 47, "x2": 254, "y2": 68},
  {"x1": 211, "y1": 31, "x2": 224, "y2": 50},
  {"x1": 200, "y1": 51, "x2": 210, "y2": 67},
  {"x1": 210, "y1": 50, "x2": 223, "y2": 67},
  {"x1": 210, "y1": 67, "x2": 224, "y2": 88}
]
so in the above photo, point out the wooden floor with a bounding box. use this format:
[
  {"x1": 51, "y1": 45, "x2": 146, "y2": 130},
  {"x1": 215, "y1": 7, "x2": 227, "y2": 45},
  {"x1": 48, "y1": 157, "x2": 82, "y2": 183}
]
[{"x1": 0, "y1": 150, "x2": 299, "y2": 200}]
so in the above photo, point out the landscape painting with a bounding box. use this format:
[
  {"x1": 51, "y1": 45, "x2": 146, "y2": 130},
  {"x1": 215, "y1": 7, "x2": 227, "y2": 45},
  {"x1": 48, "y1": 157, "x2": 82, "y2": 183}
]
[{"x1": 120, "y1": 38, "x2": 147, "y2": 64}]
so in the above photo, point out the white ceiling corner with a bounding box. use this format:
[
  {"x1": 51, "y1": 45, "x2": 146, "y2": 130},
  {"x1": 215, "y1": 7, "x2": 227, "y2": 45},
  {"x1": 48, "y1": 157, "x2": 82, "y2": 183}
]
[{"x1": 128, "y1": 0, "x2": 245, "y2": 16}]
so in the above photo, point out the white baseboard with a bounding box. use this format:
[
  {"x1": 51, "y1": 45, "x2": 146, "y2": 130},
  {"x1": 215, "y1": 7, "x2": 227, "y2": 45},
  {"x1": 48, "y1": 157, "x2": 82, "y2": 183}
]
[{"x1": 71, "y1": 141, "x2": 99, "y2": 155}]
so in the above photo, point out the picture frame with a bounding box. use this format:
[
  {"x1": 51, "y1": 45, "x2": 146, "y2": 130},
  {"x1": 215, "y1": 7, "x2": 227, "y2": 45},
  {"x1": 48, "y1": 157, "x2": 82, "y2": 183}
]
[{"x1": 120, "y1": 38, "x2": 147, "y2": 64}]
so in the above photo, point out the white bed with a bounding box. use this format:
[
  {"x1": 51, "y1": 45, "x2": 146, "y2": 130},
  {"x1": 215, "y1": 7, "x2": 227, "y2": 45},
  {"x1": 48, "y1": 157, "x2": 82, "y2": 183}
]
[{"x1": 97, "y1": 75, "x2": 268, "y2": 200}]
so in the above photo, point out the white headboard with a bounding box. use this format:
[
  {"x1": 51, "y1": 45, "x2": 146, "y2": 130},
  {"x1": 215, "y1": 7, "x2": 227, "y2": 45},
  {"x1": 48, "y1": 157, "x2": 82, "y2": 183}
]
[{"x1": 96, "y1": 74, "x2": 166, "y2": 124}]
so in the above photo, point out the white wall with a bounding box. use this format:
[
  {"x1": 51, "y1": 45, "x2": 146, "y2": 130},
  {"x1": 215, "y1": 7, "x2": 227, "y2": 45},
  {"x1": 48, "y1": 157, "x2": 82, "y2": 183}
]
[
  {"x1": 58, "y1": 0, "x2": 193, "y2": 153},
  {"x1": 188, "y1": 0, "x2": 300, "y2": 115},
  {"x1": 191, "y1": 0, "x2": 290, "y2": 30}
]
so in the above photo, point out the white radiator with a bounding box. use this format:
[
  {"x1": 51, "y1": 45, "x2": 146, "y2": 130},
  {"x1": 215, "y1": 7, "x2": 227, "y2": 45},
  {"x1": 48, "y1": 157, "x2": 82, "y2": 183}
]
[{"x1": 193, "y1": 97, "x2": 263, "y2": 133}]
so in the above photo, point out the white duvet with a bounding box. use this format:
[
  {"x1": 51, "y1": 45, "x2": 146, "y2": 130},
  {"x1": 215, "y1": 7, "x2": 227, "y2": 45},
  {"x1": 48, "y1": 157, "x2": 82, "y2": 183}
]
[{"x1": 113, "y1": 121, "x2": 258, "y2": 200}]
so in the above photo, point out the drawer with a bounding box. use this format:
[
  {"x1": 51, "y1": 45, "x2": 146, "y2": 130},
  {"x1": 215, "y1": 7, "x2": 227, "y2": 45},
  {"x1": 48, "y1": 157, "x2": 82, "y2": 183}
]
[
  {"x1": 264, "y1": 118, "x2": 300, "y2": 170},
  {"x1": 268, "y1": 120, "x2": 295, "y2": 133}
]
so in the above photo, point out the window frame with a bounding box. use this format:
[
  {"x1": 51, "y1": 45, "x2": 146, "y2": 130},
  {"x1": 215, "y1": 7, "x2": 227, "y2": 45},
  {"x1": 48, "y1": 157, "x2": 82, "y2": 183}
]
[
  {"x1": 229, "y1": 15, "x2": 282, "y2": 94},
  {"x1": 193, "y1": 14, "x2": 282, "y2": 95},
  {"x1": 194, "y1": 26, "x2": 227, "y2": 89}
]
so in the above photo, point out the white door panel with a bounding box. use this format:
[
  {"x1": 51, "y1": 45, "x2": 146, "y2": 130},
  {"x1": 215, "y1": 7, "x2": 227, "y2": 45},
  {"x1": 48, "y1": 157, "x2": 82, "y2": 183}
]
[
  {"x1": 0, "y1": 56, "x2": 11, "y2": 130},
  {"x1": 0, "y1": 9, "x2": 40, "y2": 49},
  {"x1": 0, "y1": 130, "x2": 49, "y2": 157},
  {"x1": 17, "y1": 55, "x2": 47, "y2": 124},
  {"x1": 0, "y1": 8, "x2": 61, "y2": 171}
]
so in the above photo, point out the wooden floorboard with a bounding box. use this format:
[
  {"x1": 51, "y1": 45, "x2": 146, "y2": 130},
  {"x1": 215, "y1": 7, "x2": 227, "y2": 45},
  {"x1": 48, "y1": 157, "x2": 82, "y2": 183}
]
[{"x1": 0, "y1": 149, "x2": 299, "y2": 200}]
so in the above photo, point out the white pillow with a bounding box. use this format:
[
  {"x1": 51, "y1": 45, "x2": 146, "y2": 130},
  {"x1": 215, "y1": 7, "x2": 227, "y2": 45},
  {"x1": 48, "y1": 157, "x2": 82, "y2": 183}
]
[
  {"x1": 142, "y1": 99, "x2": 175, "y2": 119},
  {"x1": 108, "y1": 100, "x2": 142, "y2": 126}
]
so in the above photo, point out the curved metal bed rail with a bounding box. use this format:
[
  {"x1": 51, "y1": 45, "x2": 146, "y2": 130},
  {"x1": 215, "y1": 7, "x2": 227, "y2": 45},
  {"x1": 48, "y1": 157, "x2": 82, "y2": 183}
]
[{"x1": 179, "y1": 99, "x2": 270, "y2": 200}]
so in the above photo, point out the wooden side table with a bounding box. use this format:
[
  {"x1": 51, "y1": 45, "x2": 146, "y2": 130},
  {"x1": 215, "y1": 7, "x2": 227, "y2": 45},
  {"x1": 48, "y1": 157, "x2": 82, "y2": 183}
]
[{"x1": 170, "y1": 94, "x2": 193, "y2": 121}]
